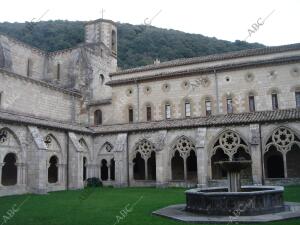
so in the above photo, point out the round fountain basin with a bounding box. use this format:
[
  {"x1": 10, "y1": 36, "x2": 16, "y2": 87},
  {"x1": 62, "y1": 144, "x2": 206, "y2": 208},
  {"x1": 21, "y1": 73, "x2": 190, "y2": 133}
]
[{"x1": 185, "y1": 186, "x2": 285, "y2": 216}]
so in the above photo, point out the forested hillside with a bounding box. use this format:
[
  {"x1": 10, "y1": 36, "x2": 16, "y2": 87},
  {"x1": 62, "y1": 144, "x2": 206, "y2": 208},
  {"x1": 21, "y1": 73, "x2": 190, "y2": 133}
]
[{"x1": 0, "y1": 20, "x2": 264, "y2": 69}]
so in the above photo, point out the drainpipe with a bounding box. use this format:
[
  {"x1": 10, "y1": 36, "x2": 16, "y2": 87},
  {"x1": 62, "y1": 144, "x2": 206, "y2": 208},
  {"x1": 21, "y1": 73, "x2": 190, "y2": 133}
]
[
  {"x1": 135, "y1": 79, "x2": 140, "y2": 122},
  {"x1": 259, "y1": 124, "x2": 265, "y2": 185},
  {"x1": 214, "y1": 69, "x2": 220, "y2": 114}
]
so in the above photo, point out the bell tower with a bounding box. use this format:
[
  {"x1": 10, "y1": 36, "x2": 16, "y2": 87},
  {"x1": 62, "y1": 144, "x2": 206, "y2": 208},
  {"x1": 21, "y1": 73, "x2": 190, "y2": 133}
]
[{"x1": 84, "y1": 19, "x2": 117, "y2": 57}]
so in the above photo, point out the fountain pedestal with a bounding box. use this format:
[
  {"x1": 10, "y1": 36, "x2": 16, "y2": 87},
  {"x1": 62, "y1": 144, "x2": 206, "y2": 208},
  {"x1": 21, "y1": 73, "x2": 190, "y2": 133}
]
[{"x1": 215, "y1": 160, "x2": 252, "y2": 192}]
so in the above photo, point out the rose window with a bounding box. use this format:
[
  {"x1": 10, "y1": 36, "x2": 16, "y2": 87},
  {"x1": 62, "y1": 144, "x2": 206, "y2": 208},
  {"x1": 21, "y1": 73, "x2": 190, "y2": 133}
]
[
  {"x1": 219, "y1": 131, "x2": 240, "y2": 151},
  {"x1": 272, "y1": 128, "x2": 294, "y2": 147}
]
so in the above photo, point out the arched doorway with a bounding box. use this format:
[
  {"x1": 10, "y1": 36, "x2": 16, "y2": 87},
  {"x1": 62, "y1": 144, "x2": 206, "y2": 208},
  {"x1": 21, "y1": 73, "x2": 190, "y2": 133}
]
[
  {"x1": 1, "y1": 153, "x2": 17, "y2": 186},
  {"x1": 147, "y1": 151, "x2": 156, "y2": 180},
  {"x1": 171, "y1": 136, "x2": 197, "y2": 181},
  {"x1": 187, "y1": 150, "x2": 197, "y2": 181},
  {"x1": 133, "y1": 152, "x2": 145, "y2": 180},
  {"x1": 264, "y1": 127, "x2": 300, "y2": 179},
  {"x1": 101, "y1": 159, "x2": 108, "y2": 181},
  {"x1": 110, "y1": 158, "x2": 115, "y2": 181},
  {"x1": 171, "y1": 150, "x2": 184, "y2": 180},
  {"x1": 211, "y1": 149, "x2": 228, "y2": 179},
  {"x1": 48, "y1": 156, "x2": 58, "y2": 183},
  {"x1": 83, "y1": 157, "x2": 87, "y2": 181},
  {"x1": 264, "y1": 146, "x2": 284, "y2": 178},
  {"x1": 132, "y1": 139, "x2": 156, "y2": 181},
  {"x1": 210, "y1": 130, "x2": 251, "y2": 180},
  {"x1": 287, "y1": 144, "x2": 300, "y2": 177}
]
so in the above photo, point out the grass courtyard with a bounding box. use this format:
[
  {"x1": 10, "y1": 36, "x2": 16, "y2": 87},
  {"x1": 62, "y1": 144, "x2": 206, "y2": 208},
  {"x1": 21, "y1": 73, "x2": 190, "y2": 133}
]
[{"x1": 0, "y1": 186, "x2": 300, "y2": 225}]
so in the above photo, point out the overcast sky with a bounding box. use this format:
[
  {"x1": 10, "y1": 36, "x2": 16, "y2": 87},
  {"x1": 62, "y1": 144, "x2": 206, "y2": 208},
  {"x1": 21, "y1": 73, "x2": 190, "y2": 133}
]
[{"x1": 1, "y1": 0, "x2": 299, "y2": 46}]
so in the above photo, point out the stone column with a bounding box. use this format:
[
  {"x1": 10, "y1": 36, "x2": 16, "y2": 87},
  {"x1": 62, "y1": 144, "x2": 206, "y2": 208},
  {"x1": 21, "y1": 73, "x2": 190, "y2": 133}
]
[
  {"x1": 283, "y1": 153, "x2": 288, "y2": 178},
  {"x1": 155, "y1": 130, "x2": 168, "y2": 188},
  {"x1": 16, "y1": 163, "x2": 24, "y2": 185},
  {"x1": 0, "y1": 163, "x2": 4, "y2": 187},
  {"x1": 195, "y1": 128, "x2": 208, "y2": 187},
  {"x1": 155, "y1": 150, "x2": 166, "y2": 187},
  {"x1": 249, "y1": 124, "x2": 263, "y2": 185},
  {"x1": 144, "y1": 159, "x2": 148, "y2": 180},
  {"x1": 183, "y1": 157, "x2": 187, "y2": 182}
]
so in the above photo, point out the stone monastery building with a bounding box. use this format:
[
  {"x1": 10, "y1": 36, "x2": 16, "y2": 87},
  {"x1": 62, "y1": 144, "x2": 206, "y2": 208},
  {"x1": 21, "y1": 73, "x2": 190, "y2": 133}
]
[{"x1": 0, "y1": 19, "x2": 300, "y2": 196}]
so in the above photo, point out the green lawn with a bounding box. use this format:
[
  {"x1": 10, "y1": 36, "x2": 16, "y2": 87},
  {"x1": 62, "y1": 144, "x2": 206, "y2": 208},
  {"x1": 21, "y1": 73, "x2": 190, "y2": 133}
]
[{"x1": 0, "y1": 186, "x2": 300, "y2": 225}]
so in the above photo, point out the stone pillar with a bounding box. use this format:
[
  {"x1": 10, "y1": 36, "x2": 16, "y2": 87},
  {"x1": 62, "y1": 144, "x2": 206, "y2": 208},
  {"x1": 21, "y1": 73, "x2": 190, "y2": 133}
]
[
  {"x1": 155, "y1": 150, "x2": 166, "y2": 187},
  {"x1": 195, "y1": 128, "x2": 208, "y2": 187},
  {"x1": 68, "y1": 132, "x2": 84, "y2": 190},
  {"x1": 0, "y1": 163, "x2": 4, "y2": 187},
  {"x1": 27, "y1": 126, "x2": 48, "y2": 194},
  {"x1": 16, "y1": 163, "x2": 24, "y2": 185},
  {"x1": 155, "y1": 130, "x2": 168, "y2": 188},
  {"x1": 249, "y1": 124, "x2": 263, "y2": 185},
  {"x1": 114, "y1": 133, "x2": 128, "y2": 187},
  {"x1": 57, "y1": 164, "x2": 66, "y2": 185}
]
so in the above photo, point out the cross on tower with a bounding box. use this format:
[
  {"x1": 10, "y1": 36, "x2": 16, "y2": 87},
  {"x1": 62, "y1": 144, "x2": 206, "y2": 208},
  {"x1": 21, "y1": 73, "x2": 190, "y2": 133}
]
[{"x1": 101, "y1": 9, "x2": 105, "y2": 19}]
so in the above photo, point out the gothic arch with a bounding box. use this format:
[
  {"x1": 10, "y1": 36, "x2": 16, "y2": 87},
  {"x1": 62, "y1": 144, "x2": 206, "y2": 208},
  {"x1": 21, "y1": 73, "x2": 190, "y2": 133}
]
[
  {"x1": 170, "y1": 135, "x2": 197, "y2": 181},
  {"x1": 132, "y1": 139, "x2": 156, "y2": 181},
  {"x1": 209, "y1": 129, "x2": 250, "y2": 160},
  {"x1": 0, "y1": 127, "x2": 22, "y2": 162},
  {"x1": 264, "y1": 126, "x2": 300, "y2": 154},
  {"x1": 263, "y1": 126, "x2": 300, "y2": 178},
  {"x1": 209, "y1": 130, "x2": 251, "y2": 180},
  {"x1": 78, "y1": 137, "x2": 92, "y2": 161},
  {"x1": 98, "y1": 141, "x2": 115, "y2": 182}
]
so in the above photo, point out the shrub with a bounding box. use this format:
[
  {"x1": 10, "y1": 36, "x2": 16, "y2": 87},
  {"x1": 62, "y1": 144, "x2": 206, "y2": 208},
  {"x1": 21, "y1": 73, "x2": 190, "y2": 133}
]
[{"x1": 86, "y1": 177, "x2": 102, "y2": 187}]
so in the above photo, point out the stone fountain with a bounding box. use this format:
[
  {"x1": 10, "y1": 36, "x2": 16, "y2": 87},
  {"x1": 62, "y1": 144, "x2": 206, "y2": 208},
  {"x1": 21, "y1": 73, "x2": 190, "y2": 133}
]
[{"x1": 153, "y1": 159, "x2": 300, "y2": 223}]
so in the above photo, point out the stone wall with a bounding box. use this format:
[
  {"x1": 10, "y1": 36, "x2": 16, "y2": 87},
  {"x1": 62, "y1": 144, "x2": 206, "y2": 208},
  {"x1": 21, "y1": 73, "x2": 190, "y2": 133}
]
[
  {"x1": 109, "y1": 62, "x2": 300, "y2": 124},
  {"x1": 0, "y1": 69, "x2": 81, "y2": 123}
]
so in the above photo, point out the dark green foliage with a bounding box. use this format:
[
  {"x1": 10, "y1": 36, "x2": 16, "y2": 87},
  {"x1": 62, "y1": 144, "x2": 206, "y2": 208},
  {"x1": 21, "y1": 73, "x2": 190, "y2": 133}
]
[
  {"x1": 86, "y1": 177, "x2": 102, "y2": 187},
  {"x1": 0, "y1": 20, "x2": 264, "y2": 69}
]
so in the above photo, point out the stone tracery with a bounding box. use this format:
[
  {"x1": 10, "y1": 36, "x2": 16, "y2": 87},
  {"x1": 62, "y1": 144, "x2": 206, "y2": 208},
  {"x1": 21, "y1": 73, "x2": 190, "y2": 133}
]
[
  {"x1": 212, "y1": 130, "x2": 249, "y2": 161},
  {"x1": 135, "y1": 139, "x2": 156, "y2": 160},
  {"x1": 0, "y1": 129, "x2": 8, "y2": 143},
  {"x1": 172, "y1": 136, "x2": 195, "y2": 159}
]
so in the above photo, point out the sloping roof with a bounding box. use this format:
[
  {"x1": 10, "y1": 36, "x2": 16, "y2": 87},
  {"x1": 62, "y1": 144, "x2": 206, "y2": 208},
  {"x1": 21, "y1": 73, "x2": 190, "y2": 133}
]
[
  {"x1": 111, "y1": 43, "x2": 300, "y2": 76},
  {"x1": 92, "y1": 108, "x2": 300, "y2": 134},
  {"x1": 0, "y1": 109, "x2": 92, "y2": 133},
  {"x1": 107, "y1": 55, "x2": 300, "y2": 86},
  {"x1": 1, "y1": 108, "x2": 299, "y2": 135}
]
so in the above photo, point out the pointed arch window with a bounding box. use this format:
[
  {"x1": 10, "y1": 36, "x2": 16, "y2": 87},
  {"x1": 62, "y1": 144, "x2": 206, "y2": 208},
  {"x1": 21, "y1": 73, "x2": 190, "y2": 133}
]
[
  {"x1": 146, "y1": 105, "x2": 152, "y2": 121},
  {"x1": 185, "y1": 101, "x2": 191, "y2": 117},
  {"x1": 205, "y1": 98, "x2": 212, "y2": 116},
  {"x1": 128, "y1": 107, "x2": 133, "y2": 123},
  {"x1": 165, "y1": 104, "x2": 171, "y2": 119},
  {"x1": 272, "y1": 92, "x2": 279, "y2": 110},
  {"x1": 227, "y1": 97, "x2": 233, "y2": 114},
  {"x1": 296, "y1": 92, "x2": 300, "y2": 108},
  {"x1": 94, "y1": 110, "x2": 102, "y2": 125},
  {"x1": 249, "y1": 95, "x2": 255, "y2": 112}
]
